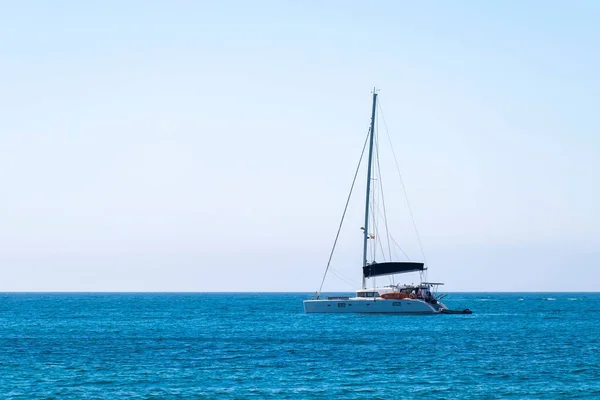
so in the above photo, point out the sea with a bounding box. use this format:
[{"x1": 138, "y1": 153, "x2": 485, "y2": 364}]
[{"x1": 0, "y1": 292, "x2": 599, "y2": 399}]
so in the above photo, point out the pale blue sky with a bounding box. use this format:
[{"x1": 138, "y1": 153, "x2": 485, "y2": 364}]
[{"x1": 1, "y1": 1, "x2": 598, "y2": 291}]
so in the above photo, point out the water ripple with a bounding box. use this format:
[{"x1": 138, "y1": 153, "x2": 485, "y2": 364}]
[{"x1": 0, "y1": 292, "x2": 599, "y2": 398}]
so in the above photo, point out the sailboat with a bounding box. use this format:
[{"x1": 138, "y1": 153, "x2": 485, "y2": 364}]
[{"x1": 304, "y1": 89, "x2": 467, "y2": 314}]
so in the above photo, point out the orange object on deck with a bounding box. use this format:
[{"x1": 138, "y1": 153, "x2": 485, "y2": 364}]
[{"x1": 381, "y1": 292, "x2": 409, "y2": 300}]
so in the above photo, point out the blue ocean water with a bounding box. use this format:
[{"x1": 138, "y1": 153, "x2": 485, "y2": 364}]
[{"x1": 0, "y1": 293, "x2": 599, "y2": 399}]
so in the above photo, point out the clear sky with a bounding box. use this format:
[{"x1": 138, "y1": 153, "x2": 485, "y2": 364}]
[{"x1": 1, "y1": 1, "x2": 598, "y2": 292}]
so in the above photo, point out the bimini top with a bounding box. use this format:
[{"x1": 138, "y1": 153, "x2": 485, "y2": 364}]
[{"x1": 363, "y1": 261, "x2": 425, "y2": 278}]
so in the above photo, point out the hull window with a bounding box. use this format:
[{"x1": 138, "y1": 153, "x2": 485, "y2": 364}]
[{"x1": 337, "y1": 303, "x2": 345, "y2": 308}]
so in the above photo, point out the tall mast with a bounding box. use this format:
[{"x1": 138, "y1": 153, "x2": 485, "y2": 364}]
[{"x1": 362, "y1": 89, "x2": 377, "y2": 289}]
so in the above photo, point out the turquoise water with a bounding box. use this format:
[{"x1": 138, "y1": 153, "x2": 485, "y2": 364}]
[{"x1": 1, "y1": 293, "x2": 599, "y2": 398}]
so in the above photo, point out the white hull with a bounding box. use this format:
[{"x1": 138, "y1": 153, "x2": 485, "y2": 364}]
[{"x1": 303, "y1": 298, "x2": 446, "y2": 314}]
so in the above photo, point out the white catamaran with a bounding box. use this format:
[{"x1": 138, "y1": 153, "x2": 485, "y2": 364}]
[{"x1": 304, "y1": 89, "x2": 470, "y2": 315}]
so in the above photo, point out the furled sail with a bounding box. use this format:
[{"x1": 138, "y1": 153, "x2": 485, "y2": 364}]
[{"x1": 362, "y1": 261, "x2": 425, "y2": 278}]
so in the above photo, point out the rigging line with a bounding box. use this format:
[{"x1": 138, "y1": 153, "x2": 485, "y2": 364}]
[
  {"x1": 329, "y1": 267, "x2": 359, "y2": 287},
  {"x1": 316, "y1": 128, "x2": 371, "y2": 298},
  {"x1": 330, "y1": 270, "x2": 359, "y2": 287},
  {"x1": 329, "y1": 266, "x2": 360, "y2": 284},
  {"x1": 389, "y1": 234, "x2": 410, "y2": 261},
  {"x1": 371, "y1": 195, "x2": 405, "y2": 261},
  {"x1": 371, "y1": 186, "x2": 378, "y2": 259},
  {"x1": 374, "y1": 119, "x2": 393, "y2": 261},
  {"x1": 367, "y1": 209, "x2": 372, "y2": 260},
  {"x1": 370, "y1": 155, "x2": 384, "y2": 261},
  {"x1": 372, "y1": 196, "x2": 410, "y2": 262},
  {"x1": 368, "y1": 201, "x2": 375, "y2": 260},
  {"x1": 368, "y1": 176, "x2": 382, "y2": 262},
  {"x1": 371, "y1": 195, "x2": 391, "y2": 261},
  {"x1": 369, "y1": 148, "x2": 376, "y2": 262},
  {"x1": 377, "y1": 161, "x2": 394, "y2": 284},
  {"x1": 328, "y1": 264, "x2": 360, "y2": 284},
  {"x1": 370, "y1": 200, "x2": 386, "y2": 263},
  {"x1": 392, "y1": 244, "x2": 399, "y2": 260},
  {"x1": 377, "y1": 100, "x2": 428, "y2": 265}
]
